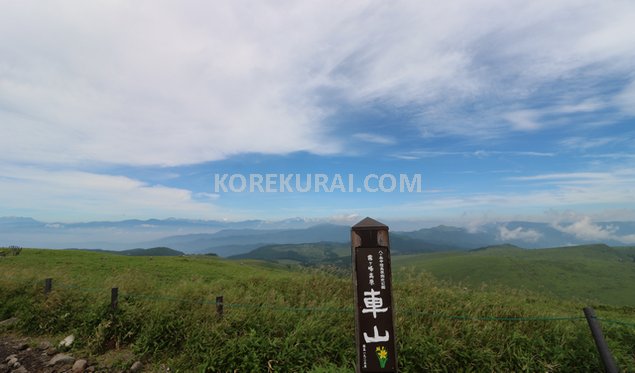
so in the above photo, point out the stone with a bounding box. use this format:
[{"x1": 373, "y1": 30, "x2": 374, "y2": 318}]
[
  {"x1": 16, "y1": 342, "x2": 28, "y2": 351},
  {"x1": 4, "y1": 355, "x2": 17, "y2": 362},
  {"x1": 72, "y1": 359, "x2": 88, "y2": 373},
  {"x1": 46, "y1": 347, "x2": 58, "y2": 356},
  {"x1": 0, "y1": 317, "x2": 18, "y2": 327},
  {"x1": 129, "y1": 361, "x2": 143, "y2": 372},
  {"x1": 6, "y1": 358, "x2": 17, "y2": 367},
  {"x1": 37, "y1": 341, "x2": 52, "y2": 351},
  {"x1": 12, "y1": 366, "x2": 28, "y2": 373},
  {"x1": 48, "y1": 353, "x2": 75, "y2": 366},
  {"x1": 59, "y1": 335, "x2": 75, "y2": 348}
]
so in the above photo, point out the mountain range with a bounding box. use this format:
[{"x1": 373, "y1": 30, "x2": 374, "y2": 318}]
[{"x1": 2, "y1": 216, "x2": 634, "y2": 256}]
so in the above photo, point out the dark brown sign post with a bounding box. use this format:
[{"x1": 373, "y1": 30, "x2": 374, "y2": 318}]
[{"x1": 352, "y1": 217, "x2": 398, "y2": 372}]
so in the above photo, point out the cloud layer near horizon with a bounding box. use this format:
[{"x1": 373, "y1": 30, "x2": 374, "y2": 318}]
[{"x1": 0, "y1": 165, "x2": 226, "y2": 220}]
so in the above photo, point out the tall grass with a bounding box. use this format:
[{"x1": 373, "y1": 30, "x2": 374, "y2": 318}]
[{"x1": 1, "y1": 249, "x2": 634, "y2": 372}]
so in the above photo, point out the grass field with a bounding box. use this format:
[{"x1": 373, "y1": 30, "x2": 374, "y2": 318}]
[
  {"x1": 392, "y1": 244, "x2": 635, "y2": 307},
  {"x1": 1, "y1": 248, "x2": 634, "y2": 372}
]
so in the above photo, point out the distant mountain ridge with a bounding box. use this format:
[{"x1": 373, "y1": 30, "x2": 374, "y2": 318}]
[
  {"x1": 67, "y1": 246, "x2": 185, "y2": 256},
  {"x1": 2, "y1": 216, "x2": 635, "y2": 255},
  {"x1": 469, "y1": 244, "x2": 524, "y2": 252},
  {"x1": 172, "y1": 220, "x2": 634, "y2": 257},
  {"x1": 0, "y1": 216, "x2": 322, "y2": 249},
  {"x1": 143, "y1": 224, "x2": 351, "y2": 257}
]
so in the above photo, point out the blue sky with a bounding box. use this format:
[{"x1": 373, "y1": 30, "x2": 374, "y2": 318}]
[{"x1": 1, "y1": 0, "x2": 635, "y2": 229}]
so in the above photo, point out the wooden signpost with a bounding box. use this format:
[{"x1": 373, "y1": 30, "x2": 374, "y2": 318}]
[{"x1": 352, "y1": 217, "x2": 398, "y2": 372}]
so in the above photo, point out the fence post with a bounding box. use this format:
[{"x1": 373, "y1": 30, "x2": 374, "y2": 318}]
[
  {"x1": 216, "y1": 296, "x2": 223, "y2": 318},
  {"x1": 583, "y1": 307, "x2": 619, "y2": 373},
  {"x1": 44, "y1": 278, "x2": 52, "y2": 296},
  {"x1": 111, "y1": 287, "x2": 119, "y2": 311}
]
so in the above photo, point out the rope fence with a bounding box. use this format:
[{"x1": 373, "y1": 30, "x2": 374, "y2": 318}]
[{"x1": 3, "y1": 277, "x2": 634, "y2": 327}]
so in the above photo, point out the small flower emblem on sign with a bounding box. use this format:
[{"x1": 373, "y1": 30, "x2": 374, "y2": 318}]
[{"x1": 376, "y1": 346, "x2": 388, "y2": 368}]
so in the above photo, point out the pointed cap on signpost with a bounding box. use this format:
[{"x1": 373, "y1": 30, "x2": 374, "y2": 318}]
[{"x1": 352, "y1": 217, "x2": 388, "y2": 230}]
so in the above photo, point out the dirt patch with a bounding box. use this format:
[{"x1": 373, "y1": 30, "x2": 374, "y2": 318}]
[
  {"x1": 0, "y1": 334, "x2": 68, "y2": 373},
  {"x1": 0, "y1": 333, "x2": 145, "y2": 372}
]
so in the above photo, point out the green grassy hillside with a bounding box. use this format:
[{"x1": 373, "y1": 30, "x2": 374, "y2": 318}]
[
  {"x1": 1, "y1": 248, "x2": 634, "y2": 372},
  {"x1": 229, "y1": 242, "x2": 350, "y2": 266},
  {"x1": 393, "y1": 244, "x2": 635, "y2": 307}
]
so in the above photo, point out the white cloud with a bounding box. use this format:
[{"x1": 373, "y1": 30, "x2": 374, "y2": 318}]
[
  {"x1": 321, "y1": 0, "x2": 635, "y2": 137},
  {"x1": 502, "y1": 99, "x2": 612, "y2": 133},
  {"x1": 585, "y1": 153, "x2": 635, "y2": 160},
  {"x1": 393, "y1": 150, "x2": 555, "y2": 160},
  {"x1": 498, "y1": 225, "x2": 542, "y2": 242},
  {"x1": 615, "y1": 80, "x2": 635, "y2": 115},
  {"x1": 0, "y1": 1, "x2": 344, "y2": 167},
  {"x1": 2, "y1": 1, "x2": 635, "y2": 223},
  {"x1": 0, "y1": 0, "x2": 634, "y2": 169},
  {"x1": 620, "y1": 234, "x2": 635, "y2": 244},
  {"x1": 551, "y1": 215, "x2": 618, "y2": 241},
  {"x1": 510, "y1": 172, "x2": 612, "y2": 182},
  {"x1": 194, "y1": 192, "x2": 220, "y2": 201},
  {"x1": 560, "y1": 137, "x2": 619, "y2": 150},
  {"x1": 352, "y1": 133, "x2": 396, "y2": 145},
  {"x1": 327, "y1": 213, "x2": 362, "y2": 225},
  {"x1": 0, "y1": 165, "x2": 228, "y2": 222},
  {"x1": 557, "y1": 100, "x2": 606, "y2": 114},
  {"x1": 386, "y1": 168, "x2": 635, "y2": 221},
  {"x1": 503, "y1": 110, "x2": 542, "y2": 131}
]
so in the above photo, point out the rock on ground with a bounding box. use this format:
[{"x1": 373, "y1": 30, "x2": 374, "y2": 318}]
[
  {"x1": 130, "y1": 360, "x2": 143, "y2": 372},
  {"x1": 36, "y1": 341, "x2": 52, "y2": 351},
  {"x1": 7, "y1": 356, "x2": 18, "y2": 367},
  {"x1": 72, "y1": 358, "x2": 88, "y2": 372},
  {"x1": 2, "y1": 335, "x2": 145, "y2": 372},
  {"x1": 58, "y1": 335, "x2": 74, "y2": 348},
  {"x1": 48, "y1": 353, "x2": 75, "y2": 366},
  {"x1": 12, "y1": 366, "x2": 28, "y2": 373},
  {"x1": 0, "y1": 318, "x2": 19, "y2": 328}
]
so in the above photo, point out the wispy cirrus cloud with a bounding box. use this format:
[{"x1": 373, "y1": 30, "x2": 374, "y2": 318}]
[
  {"x1": 615, "y1": 80, "x2": 635, "y2": 115},
  {"x1": 509, "y1": 172, "x2": 611, "y2": 181},
  {"x1": 352, "y1": 133, "x2": 396, "y2": 145},
  {"x1": 502, "y1": 98, "x2": 612, "y2": 133},
  {"x1": 584, "y1": 153, "x2": 635, "y2": 159},
  {"x1": 559, "y1": 137, "x2": 621, "y2": 150},
  {"x1": 393, "y1": 150, "x2": 555, "y2": 160},
  {"x1": 508, "y1": 169, "x2": 635, "y2": 187},
  {"x1": 385, "y1": 168, "x2": 635, "y2": 220},
  {"x1": 503, "y1": 110, "x2": 542, "y2": 131}
]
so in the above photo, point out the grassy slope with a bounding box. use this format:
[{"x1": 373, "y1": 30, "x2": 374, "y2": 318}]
[
  {"x1": 229, "y1": 242, "x2": 349, "y2": 266},
  {"x1": 1, "y1": 249, "x2": 634, "y2": 372},
  {"x1": 1, "y1": 249, "x2": 290, "y2": 289},
  {"x1": 393, "y1": 244, "x2": 635, "y2": 307}
]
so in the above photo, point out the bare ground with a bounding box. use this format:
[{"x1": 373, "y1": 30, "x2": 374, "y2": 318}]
[{"x1": 0, "y1": 333, "x2": 153, "y2": 373}]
